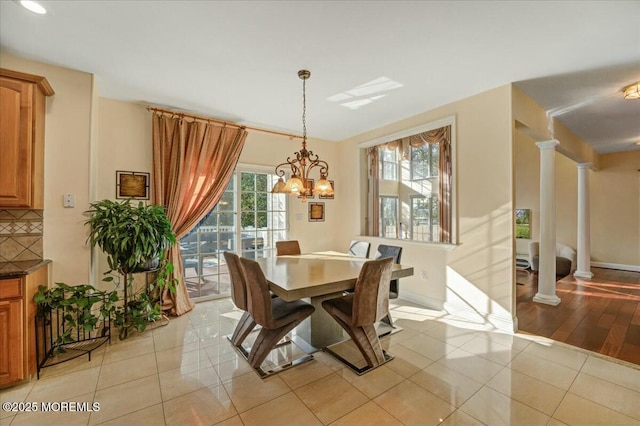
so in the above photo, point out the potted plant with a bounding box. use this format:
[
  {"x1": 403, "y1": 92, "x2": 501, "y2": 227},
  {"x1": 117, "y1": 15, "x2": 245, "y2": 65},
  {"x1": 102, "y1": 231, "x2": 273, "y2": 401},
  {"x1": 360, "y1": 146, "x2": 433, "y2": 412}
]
[{"x1": 85, "y1": 199, "x2": 177, "y2": 339}]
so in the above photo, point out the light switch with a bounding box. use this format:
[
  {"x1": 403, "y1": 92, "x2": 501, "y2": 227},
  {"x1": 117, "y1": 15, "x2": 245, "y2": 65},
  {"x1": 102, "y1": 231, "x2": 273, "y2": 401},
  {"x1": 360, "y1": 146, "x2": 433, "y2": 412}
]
[{"x1": 63, "y1": 194, "x2": 75, "y2": 208}]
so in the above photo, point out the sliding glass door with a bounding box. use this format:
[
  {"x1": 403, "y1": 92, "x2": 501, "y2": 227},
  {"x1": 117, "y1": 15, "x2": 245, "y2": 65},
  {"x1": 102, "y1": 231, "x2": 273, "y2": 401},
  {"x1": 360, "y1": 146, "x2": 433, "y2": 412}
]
[{"x1": 180, "y1": 168, "x2": 288, "y2": 301}]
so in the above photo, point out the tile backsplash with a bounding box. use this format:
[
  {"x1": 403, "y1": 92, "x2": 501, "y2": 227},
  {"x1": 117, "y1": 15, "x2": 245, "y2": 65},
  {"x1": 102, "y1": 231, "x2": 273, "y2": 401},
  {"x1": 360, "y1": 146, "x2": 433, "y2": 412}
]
[{"x1": 0, "y1": 209, "x2": 44, "y2": 262}]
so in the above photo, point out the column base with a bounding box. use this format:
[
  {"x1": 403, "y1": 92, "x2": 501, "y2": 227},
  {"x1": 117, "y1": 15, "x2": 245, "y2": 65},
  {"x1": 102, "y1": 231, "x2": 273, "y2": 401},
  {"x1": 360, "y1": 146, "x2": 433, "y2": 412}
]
[
  {"x1": 533, "y1": 292, "x2": 561, "y2": 306},
  {"x1": 573, "y1": 270, "x2": 593, "y2": 280}
]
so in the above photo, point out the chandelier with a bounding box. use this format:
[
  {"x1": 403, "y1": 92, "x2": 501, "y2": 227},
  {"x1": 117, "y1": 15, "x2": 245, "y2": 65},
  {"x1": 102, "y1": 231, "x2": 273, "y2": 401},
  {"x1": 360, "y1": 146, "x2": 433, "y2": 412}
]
[
  {"x1": 271, "y1": 70, "x2": 334, "y2": 202},
  {"x1": 622, "y1": 81, "x2": 640, "y2": 100}
]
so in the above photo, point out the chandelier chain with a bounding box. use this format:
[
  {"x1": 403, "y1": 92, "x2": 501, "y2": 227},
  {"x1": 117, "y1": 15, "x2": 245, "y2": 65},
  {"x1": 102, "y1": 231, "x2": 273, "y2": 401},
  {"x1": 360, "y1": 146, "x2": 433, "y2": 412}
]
[{"x1": 302, "y1": 77, "x2": 307, "y2": 142}]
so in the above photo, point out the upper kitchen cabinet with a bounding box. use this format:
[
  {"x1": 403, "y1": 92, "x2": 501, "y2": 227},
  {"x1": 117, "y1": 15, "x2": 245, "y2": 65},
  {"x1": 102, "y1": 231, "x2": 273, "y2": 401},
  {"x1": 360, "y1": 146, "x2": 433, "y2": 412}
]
[{"x1": 0, "y1": 69, "x2": 54, "y2": 209}]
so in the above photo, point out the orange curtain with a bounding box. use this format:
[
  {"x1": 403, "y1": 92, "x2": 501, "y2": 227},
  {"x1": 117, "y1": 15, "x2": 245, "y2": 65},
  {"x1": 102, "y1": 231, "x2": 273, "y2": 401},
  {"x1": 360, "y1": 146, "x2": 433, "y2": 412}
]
[{"x1": 152, "y1": 112, "x2": 248, "y2": 315}]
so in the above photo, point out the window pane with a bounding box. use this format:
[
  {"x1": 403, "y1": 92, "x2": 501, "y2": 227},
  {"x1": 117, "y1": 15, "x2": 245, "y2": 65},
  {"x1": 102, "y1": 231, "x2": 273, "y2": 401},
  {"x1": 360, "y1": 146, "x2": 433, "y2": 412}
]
[{"x1": 256, "y1": 174, "x2": 268, "y2": 192}]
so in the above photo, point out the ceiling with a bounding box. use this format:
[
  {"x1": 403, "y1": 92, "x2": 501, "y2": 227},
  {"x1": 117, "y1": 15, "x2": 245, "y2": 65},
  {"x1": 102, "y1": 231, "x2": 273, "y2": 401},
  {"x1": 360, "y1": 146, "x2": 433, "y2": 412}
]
[{"x1": 1, "y1": 1, "x2": 639, "y2": 154}]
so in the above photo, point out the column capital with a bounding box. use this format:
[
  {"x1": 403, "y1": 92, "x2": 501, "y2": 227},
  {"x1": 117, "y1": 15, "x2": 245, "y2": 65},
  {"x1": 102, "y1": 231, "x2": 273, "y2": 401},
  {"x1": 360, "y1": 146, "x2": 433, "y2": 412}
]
[
  {"x1": 576, "y1": 162, "x2": 592, "y2": 170},
  {"x1": 536, "y1": 139, "x2": 559, "y2": 150}
]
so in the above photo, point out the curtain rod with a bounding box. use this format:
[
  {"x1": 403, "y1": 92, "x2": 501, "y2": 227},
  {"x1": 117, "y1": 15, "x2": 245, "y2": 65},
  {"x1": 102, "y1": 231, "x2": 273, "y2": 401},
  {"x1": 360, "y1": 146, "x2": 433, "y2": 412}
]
[{"x1": 146, "y1": 106, "x2": 302, "y2": 140}]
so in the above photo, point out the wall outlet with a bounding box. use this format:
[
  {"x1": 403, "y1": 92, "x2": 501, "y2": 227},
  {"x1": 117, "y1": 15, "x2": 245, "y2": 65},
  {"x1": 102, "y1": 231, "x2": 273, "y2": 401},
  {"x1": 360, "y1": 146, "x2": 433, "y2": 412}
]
[
  {"x1": 420, "y1": 270, "x2": 428, "y2": 280},
  {"x1": 63, "y1": 194, "x2": 75, "y2": 208}
]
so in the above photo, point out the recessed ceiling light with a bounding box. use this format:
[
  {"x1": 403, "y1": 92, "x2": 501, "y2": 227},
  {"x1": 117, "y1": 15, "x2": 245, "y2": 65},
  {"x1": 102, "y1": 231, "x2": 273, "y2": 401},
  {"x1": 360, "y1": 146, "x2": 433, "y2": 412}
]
[{"x1": 19, "y1": 0, "x2": 47, "y2": 15}]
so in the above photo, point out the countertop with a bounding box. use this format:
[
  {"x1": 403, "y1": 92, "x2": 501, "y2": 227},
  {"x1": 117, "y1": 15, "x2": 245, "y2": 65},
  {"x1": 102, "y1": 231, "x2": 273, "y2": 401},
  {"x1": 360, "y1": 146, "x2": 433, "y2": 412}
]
[{"x1": 0, "y1": 259, "x2": 51, "y2": 278}]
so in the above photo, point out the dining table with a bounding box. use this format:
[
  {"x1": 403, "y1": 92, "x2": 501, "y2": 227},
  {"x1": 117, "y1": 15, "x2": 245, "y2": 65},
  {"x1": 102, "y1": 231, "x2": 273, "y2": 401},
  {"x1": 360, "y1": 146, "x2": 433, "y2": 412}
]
[{"x1": 255, "y1": 251, "x2": 414, "y2": 351}]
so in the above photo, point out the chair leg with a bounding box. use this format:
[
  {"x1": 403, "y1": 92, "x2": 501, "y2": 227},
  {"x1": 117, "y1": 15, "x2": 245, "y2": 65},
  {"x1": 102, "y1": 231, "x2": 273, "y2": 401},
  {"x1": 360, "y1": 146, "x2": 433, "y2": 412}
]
[
  {"x1": 380, "y1": 312, "x2": 394, "y2": 328},
  {"x1": 247, "y1": 319, "x2": 304, "y2": 369},
  {"x1": 328, "y1": 314, "x2": 385, "y2": 368},
  {"x1": 230, "y1": 311, "x2": 256, "y2": 348}
]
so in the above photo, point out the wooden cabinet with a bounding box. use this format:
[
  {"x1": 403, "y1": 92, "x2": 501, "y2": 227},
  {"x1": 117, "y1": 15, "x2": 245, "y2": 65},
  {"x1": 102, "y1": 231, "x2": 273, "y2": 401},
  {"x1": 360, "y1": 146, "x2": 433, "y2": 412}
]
[
  {"x1": 0, "y1": 69, "x2": 54, "y2": 209},
  {"x1": 0, "y1": 264, "x2": 49, "y2": 387}
]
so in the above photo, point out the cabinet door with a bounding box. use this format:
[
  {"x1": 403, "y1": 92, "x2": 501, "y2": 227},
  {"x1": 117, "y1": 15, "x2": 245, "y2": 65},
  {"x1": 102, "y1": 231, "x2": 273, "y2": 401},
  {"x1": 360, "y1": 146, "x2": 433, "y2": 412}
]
[
  {"x1": 0, "y1": 299, "x2": 25, "y2": 386},
  {"x1": 0, "y1": 77, "x2": 34, "y2": 207}
]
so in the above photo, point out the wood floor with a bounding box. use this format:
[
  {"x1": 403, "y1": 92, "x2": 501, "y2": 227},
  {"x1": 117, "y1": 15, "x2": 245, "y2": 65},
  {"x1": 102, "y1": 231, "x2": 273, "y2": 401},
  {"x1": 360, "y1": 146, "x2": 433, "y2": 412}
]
[{"x1": 516, "y1": 267, "x2": 640, "y2": 365}]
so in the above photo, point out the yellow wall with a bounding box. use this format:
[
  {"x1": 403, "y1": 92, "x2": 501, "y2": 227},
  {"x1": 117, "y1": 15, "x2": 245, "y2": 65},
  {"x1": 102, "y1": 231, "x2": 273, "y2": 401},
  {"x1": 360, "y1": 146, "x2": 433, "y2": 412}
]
[
  {"x1": 336, "y1": 85, "x2": 516, "y2": 331},
  {"x1": 0, "y1": 53, "x2": 94, "y2": 284},
  {"x1": 513, "y1": 87, "x2": 639, "y2": 268},
  {"x1": 591, "y1": 151, "x2": 640, "y2": 266}
]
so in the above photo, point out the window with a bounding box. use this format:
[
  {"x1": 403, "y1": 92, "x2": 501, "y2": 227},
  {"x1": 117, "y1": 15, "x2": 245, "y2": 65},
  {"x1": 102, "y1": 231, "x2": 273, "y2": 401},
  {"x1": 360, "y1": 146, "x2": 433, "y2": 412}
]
[
  {"x1": 379, "y1": 147, "x2": 398, "y2": 181},
  {"x1": 410, "y1": 195, "x2": 439, "y2": 242},
  {"x1": 379, "y1": 196, "x2": 398, "y2": 239},
  {"x1": 180, "y1": 169, "x2": 288, "y2": 301},
  {"x1": 364, "y1": 119, "x2": 454, "y2": 244},
  {"x1": 515, "y1": 208, "x2": 531, "y2": 239}
]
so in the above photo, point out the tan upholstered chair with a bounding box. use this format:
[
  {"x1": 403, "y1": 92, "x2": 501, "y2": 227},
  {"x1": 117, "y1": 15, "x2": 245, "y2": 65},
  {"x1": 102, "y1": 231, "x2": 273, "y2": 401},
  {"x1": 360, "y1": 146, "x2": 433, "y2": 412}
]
[
  {"x1": 322, "y1": 257, "x2": 394, "y2": 374},
  {"x1": 348, "y1": 240, "x2": 371, "y2": 258},
  {"x1": 374, "y1": 244, "x2": 403, "y2": 328},
  {"x1": 528, "y1": 241, "x2": 576, "y2": 277},
  {"x1": 276, "y1": 240, "x2": 301, "y2": 256},
  {"x1": 239, "y1": 257, "x2": 315, "y2": 377},
  {"x1": 223, "y1": 251, "x2": 258, "y2": 358}
]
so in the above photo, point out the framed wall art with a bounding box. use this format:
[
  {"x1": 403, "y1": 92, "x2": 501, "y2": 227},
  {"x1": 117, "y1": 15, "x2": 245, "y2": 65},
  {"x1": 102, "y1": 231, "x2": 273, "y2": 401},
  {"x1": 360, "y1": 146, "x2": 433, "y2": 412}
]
[
  {"x1": 308, "y1": 202, "x2": 325, "y2": 222},
  {"x1": 116, "y1": 171, "x2": 150, "y2": 200}
]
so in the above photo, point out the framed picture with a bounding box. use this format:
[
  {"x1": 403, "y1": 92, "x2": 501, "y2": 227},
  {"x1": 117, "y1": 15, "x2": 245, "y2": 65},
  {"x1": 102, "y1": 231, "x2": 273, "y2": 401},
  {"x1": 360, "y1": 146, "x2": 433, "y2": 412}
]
[
  {"x1": 116, "y1": 171, "x2": 150, "y2": 200},
  {"x1": 308, "y1": 202, "x2": 325, "y2": 222},
  {"x1": 515, "y1": 208, "x2": 531, "y2": 239},
  {"x1": 319, "y1": 180, "x2": 335, "y2": 199},
  {"x1": 298, "y1": 179, "x2": 315, "y2": 199}
]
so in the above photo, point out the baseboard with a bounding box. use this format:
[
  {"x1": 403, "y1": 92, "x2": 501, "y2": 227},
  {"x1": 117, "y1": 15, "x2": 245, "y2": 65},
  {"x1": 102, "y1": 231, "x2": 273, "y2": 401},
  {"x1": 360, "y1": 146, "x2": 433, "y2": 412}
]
[
  {"x1": 398, "y1": 291, "x2": 444, "y2": 310},
  {"x1": 591, "y1": 262, "x2": 640, "y2": 273}
]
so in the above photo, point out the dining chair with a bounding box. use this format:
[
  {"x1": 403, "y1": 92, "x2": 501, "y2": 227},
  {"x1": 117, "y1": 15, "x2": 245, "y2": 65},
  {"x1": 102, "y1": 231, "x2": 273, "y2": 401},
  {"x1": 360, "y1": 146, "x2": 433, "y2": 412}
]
[
  {"x1": 374, "y1": 244, "x2": 403, "y2": 327},
  {"x1": 276, "y1": 240, "x2": 301, "y2": 256},
  {"x1": 321, "y1": 257, "x2": 394, "y2": 375},
  {"x1": 347, "y1": 240, "x2": 371, "y2": 258},
  {"x1": 239, "y1": 257, "x2": 315, "y2": 377},
  {"x1": 223, "y1": 251, "x2": 258, "y2": 358}
]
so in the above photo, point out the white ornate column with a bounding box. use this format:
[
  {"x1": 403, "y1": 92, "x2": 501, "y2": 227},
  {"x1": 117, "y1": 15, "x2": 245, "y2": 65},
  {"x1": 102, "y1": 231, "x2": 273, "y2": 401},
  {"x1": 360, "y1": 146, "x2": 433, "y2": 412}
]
[
  {"x1": 574, "y1": 163, "x2": 594, "y2": 279},
  {"x1": 533, "y1": 140, "x2": 561, "y2": 306}
]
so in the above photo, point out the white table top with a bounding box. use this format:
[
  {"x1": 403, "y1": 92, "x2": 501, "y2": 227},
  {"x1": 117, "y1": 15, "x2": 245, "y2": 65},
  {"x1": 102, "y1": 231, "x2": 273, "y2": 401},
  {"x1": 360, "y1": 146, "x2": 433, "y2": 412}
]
[{"x1": 255, "y1": 251, "x2": 414, "y2": 301}]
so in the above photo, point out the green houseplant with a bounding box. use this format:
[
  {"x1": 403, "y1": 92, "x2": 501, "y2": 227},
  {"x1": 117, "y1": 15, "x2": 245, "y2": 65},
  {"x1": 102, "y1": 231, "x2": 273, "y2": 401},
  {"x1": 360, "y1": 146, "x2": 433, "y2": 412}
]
[{"x1": 85, "y1": 199, "x2": 178, "y2": 339}]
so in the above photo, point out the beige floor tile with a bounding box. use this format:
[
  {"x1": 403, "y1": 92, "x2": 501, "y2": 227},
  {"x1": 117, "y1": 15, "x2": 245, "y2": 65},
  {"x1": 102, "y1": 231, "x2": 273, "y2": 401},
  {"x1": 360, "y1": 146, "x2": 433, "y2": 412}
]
[
  {"x1": 486, "y1": 368, "x2": 565, "y2": 416},
  {"x1": 163, "y1": 384, "x2": 237, "y2": 425},
  {"x1": 439, "y1": 409, "x2": 486, "y2": 425},
  {"x1": 295, "y1": 373, "x2": 369, "y2": 424},
  {"x1": 580, "y1": 355, "x2": 640, "y2": 393},
  {"x1": 278, "y1": 358, "x2": 334, "y2": 389},
  {"x1": 102, "y1": 335, "x2": 155, "y2": 364},
  {"x1": 27, "y1": 366, "x2": 100, "y2": 402},
  {"x1": 338, "y1": 365, "x2": 404, "y2": 398},
  {"x1": 399, "y1": 333, "x2": 457, "y2": 361},
  {"x1": 385, "y1": 344, "x2": 433, "y2": 378},
  {"x1": 554, "y1": 393, "x2": 639, "y2": 425},
  {"x1": 90, "y1": 375, "x2": 162, "y2": 425},
  {"x1": 0, "y1": 380, "x2": 35, "y2": 420},
  {"x1": 331, "y1": 400, "x2": 401, "y2": 425},
  {"x1": 36, "y1": 347, "x2": 106, "y2": 380},
  {"x1": 435, "y1": 348, "x2": 503, "y2": 384},
  {"x1": 101, "y1": 403, "x2": 165, "y2": 425},
  {"x1": 159, "y1": 365, "x2": 221, "y2": 401},
  {"x1": 97, "y1": 352, "x2": 157, "y2": 389},
  {"x1": 487, "y1": 331, "x2": 532, "y2": 352},
  {"x1": 10, "y1": 392, "x2": 94, "y2": 425},
  {"x1": 214, "y1": 414, "x2": 244, "y2": 425},
  {"x1": 458, "y1": 334, "x2": 520, "y2": 366},
  {"x1": 311, "y1": 350, "x2": 348, "y2": 372},
  {"x1": 205, "y1": 341, "x2": 242, "y2": 365},
  {"x1": 460, "y1": 386, "x2": 550, "y2": 425},
  {"x1": 153, "y1": 326, "x2": 200, "y2": 352},
  {"x1": 240, "y1": 392, "x2": 322, "y2": 425},
  {"x1": 569, "y1": 372, "x2": 640, "y2": 421},
  {"x1": 410, "y1": 362, "x2": 483, "y2": 408},
  {"x1": 509, "y1": 352, "x2": 578, "y2": 390},
  {"x1": 523, "y1": 341, "x2": 588, "y2": 371},
  {"x1": 222, "y1": 370, "x2": 290, "y2": 413},
  {"x1": 423, "y1": 322, "x2": 481, "y2": 347},
  {"x1": 374, "y1": 380, "x2": 455, "y2": 425},
  {"x1": 155, "y1": 346, "x2": 211, "y2": 373},
  {"x1": 215, "y1": 357, "x2": 253, "y2": 382},
  {"x1": 547, "y1": 418, "x2": 568, "y2": 425}
]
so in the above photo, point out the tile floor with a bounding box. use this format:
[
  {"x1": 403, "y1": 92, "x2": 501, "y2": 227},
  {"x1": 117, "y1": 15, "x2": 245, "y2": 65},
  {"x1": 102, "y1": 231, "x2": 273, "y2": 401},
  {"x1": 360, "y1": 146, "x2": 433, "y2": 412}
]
[{"x1": 2, "y1": 298, "x2": 640, "y2": 425}]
